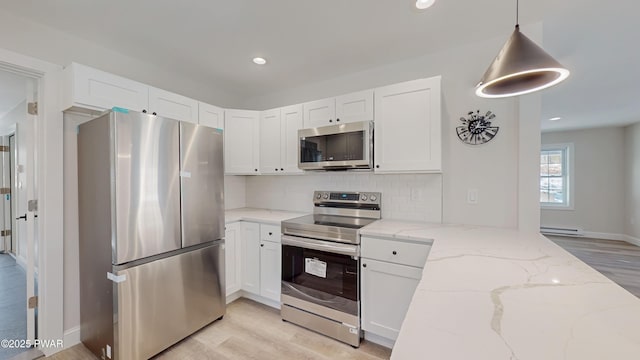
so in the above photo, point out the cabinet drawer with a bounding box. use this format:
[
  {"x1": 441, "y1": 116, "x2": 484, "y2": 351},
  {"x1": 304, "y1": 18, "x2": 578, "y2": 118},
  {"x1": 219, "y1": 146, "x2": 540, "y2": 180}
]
[
  {"x1": 260, "y1": 224, "x2": 281, "y2": 242},
  {"x1": 361, "y1": 237, "x2": 430, "y2": 268}
]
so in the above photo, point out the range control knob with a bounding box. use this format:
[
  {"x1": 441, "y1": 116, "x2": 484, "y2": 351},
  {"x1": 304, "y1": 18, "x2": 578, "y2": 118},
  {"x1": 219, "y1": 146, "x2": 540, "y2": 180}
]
[
  {"x1": 322, "y1": 193, "x2": 329, "y2": 200},
  {"x1": 316, "y1": 193, "x2": 322, "y2": 200},
  {"x1": 370, "y1": 195, "x2": 377, "y2": 201},
  {"x1": 360, "y1": 194, "x2": 368, "y2": 201}
]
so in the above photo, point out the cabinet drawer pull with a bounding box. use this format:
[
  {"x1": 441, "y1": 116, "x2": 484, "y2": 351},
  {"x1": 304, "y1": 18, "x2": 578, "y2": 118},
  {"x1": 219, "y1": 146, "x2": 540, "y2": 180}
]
[
  {"x1": 362, "y1": 263, "x2": 367, "y2": 268},
  {"x1": 392, "y1": 251, "x2": 397, "y2": 255},
  {"x1": 268, "y1": 232, "x2": 273, "y2": 236},
  {"x1": 260, "y1": 244, "x2": 264, "y2": 247}
]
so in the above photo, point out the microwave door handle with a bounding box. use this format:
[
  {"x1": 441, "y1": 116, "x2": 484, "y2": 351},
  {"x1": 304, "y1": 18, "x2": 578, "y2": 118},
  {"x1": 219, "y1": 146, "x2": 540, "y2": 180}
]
[{"x1": 281, "y1": 235, "x2": 359, "y2": 257}]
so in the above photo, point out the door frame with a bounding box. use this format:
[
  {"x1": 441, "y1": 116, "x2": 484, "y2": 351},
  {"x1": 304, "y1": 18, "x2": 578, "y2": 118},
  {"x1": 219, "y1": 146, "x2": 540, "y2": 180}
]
[{"x1": 0, "y1": 48, "x2": 64, "y2": 356}]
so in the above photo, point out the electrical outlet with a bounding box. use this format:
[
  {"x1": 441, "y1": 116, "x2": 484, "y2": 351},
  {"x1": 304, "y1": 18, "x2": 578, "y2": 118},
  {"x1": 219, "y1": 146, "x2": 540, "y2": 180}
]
[{"x1": 467, "y1": 189, "x2": 478, "y2": 204}]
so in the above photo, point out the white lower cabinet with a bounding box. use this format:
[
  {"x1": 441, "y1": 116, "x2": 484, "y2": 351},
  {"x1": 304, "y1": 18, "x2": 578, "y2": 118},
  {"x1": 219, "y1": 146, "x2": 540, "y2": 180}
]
[
  {"x1": 224, "y1": 222, "x2": 242, "y2": 295},
  {"x1": 232, "y1": 221, "x2": 282, "y2": 306},
  {"x1": 259, "y1": 240, "x2": 281, "y2": 302},
  {"x1": 361, "y1": 236, "x2": 431, "y2": 343},
  {"x1": 241, "y1": 222, "x2": 261, "y2": 294}
]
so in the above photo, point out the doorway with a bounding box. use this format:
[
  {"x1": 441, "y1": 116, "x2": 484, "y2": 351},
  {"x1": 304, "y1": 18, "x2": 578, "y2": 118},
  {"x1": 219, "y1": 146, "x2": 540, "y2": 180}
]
[{"x1": 0, "y1": 69, "x2": 40, "y2": 359}]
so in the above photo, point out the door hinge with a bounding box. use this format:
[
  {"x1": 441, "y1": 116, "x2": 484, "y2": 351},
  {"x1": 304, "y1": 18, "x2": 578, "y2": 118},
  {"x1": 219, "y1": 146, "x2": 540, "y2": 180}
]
[
  {"x1": 27, "y1": 102, "x2": 38, "y2": 116},
  {"x1": 0, "y1": 230, "x2": 11, "y2": 237},
  {"x1": 0, "y1": 188, "x2": 10, "y2": 194},
  {"x1": 28, "y1": 296, "x2": 38, "y2": 309},
  {"x1": 0, "y1": 145, "x2": 9, "y2": 152}
]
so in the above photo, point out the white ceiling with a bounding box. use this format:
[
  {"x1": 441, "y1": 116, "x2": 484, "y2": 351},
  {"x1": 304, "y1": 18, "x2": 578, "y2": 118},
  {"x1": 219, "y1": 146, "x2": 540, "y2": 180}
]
[{"x1": 0, "y1": 0, "x2": 637, "y2": 132}]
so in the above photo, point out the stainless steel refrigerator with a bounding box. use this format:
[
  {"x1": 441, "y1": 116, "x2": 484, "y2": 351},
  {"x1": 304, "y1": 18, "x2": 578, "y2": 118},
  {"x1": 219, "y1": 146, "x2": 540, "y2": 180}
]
[{"x1": 77, "y1": 110, "x2": 225, "y2": 360}]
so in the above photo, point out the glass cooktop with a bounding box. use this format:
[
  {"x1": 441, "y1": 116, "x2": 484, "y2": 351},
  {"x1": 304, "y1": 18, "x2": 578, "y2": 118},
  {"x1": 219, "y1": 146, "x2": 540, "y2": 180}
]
[{"x1": 283, "y1": 214, "x2": 377, "y2": 230}]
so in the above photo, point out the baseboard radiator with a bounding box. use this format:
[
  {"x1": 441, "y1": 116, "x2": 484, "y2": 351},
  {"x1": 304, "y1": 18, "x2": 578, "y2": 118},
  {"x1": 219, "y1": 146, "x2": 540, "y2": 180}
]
[{"x1": 540, "y1": 226, "x2": 584, "y2": 237}]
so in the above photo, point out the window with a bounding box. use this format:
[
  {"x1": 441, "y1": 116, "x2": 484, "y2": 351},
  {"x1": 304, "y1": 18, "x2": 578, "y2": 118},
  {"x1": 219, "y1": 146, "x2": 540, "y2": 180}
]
[{"x1": 540, "y1": 144, "x2": 572, "y2": 208}]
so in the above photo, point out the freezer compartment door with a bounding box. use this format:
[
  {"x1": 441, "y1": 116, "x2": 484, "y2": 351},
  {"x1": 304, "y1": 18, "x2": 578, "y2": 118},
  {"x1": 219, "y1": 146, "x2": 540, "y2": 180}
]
[
  {"x1": 180, "y1": 122, "x2": 225, "y2": 247},
  {"x1": 115, "y1": 242, "x2": 225, "y2": 360},
  {"x1": 115, "y1": 112, "x2": 181, "y2": 264}
]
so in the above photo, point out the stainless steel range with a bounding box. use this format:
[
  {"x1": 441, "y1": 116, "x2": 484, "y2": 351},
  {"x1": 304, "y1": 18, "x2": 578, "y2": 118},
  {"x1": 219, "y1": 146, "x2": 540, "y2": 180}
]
[{"x1": 281, "y1": 191, "x2": 381, "y2": 347}]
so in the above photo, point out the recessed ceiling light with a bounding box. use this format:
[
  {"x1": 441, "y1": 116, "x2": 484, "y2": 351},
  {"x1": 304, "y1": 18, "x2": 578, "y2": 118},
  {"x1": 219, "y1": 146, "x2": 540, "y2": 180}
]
[
  {"x1": 252, "y1": 57, "x2": 267, "y2": 65},
  {"x1": 415, "y1": 0, "x2": 436, "y2": 9},
  {"x1": 549, "y1": 117, "x2": 562, "y2": 121}
]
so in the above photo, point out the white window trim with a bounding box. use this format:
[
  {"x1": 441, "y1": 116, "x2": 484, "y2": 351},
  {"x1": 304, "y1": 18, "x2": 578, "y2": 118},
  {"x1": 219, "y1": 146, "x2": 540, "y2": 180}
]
[{"x1": 540, "y1": 143, "x2": 575, "y2": 211}]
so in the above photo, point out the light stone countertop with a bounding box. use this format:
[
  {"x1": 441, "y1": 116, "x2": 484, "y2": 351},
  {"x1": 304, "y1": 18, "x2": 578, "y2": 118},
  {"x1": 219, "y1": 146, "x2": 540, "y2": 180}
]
[
  {"x1": 225, "y1": 207, "x2": 307, "y2": 225},
  {"x1": 360, "y1": 220, "x2": 640, "y2": 360}
]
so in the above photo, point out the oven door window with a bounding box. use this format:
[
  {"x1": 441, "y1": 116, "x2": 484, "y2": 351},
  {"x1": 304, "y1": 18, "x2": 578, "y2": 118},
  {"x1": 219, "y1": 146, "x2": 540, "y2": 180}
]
[
  {"x1": 282, "y1": 244, "x2": 358, "y2": 313},
  {"x1": 300, "y1": 131, "x2": 365, "y2": 163}
]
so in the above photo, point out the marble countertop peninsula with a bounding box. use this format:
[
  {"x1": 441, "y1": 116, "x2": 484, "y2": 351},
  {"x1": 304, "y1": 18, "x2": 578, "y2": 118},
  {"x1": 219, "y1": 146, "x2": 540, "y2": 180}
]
[{"x1": 360, "y1": 220, "x2": 640, "y2": 360}]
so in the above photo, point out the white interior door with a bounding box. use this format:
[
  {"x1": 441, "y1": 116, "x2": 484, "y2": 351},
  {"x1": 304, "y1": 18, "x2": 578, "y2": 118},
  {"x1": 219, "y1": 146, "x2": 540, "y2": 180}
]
[{"x1": 15, "y1": 78, "x2": 38, "y2": 342}]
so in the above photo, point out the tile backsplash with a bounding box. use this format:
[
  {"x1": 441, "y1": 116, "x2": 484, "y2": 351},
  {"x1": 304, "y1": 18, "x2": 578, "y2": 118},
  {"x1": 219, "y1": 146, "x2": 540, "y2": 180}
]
[{"x1": 244, "y1": 172, "x2": 442, "y2": 222}]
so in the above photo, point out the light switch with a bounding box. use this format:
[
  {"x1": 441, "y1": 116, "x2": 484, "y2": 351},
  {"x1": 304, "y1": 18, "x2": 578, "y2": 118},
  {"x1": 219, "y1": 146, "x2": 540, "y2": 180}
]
[{"x1": 467, "y1": 189, "x2": 478, "y2": 204}]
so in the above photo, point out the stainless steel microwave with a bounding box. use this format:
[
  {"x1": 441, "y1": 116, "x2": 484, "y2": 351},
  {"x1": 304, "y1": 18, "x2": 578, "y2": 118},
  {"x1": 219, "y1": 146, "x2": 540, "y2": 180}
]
[{"x1": 298, "y1": 121, "x2": 373, "y2": 170}]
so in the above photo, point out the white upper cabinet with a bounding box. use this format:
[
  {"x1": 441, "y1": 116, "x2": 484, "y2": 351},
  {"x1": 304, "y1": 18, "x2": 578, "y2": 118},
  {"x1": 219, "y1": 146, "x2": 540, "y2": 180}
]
[
  {"x1": 280, "y1": 104, "x2": 304, "y2": 174},
  {"x1": 148, "y1": 86, "x2": 199, "y2": 123},
  {"x1": 225, "y1": 109, "x2": 260, "y2": 175},
  {"x1": 303, "y1": 97, "x2": 336, "y2": 128},
  {"x1": 62, "y1": 62, "x2": 148, "y2": 113},
  {"x1": 259, "y1": 105, "x2": 303, "y2": 175},
  {"x1": 335, "y1": 89, "x2": 374, "y2": 124},
  {"x1": 259, "y1": 108, "x2": 282, "y2": 174},
  {"x1": 374, "y1": 76, "x2": 442, "y2": 173},
  {"x1": 199, "y1": 102, "x2": 225, "y2": 129}
]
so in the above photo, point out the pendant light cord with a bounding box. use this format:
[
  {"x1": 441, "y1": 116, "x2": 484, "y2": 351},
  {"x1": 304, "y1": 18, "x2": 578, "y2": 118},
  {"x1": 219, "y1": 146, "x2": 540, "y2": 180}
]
[{"x1": 516, "y1": 0, "x2": 519, "y2": 28}]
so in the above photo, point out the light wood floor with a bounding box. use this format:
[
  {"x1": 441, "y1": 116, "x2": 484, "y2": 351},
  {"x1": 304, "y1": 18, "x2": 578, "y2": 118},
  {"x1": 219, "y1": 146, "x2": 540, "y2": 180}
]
[
  {"x1": 45, "y1": 298, "x2": 391, "y2": 360},
  {"x1": 548, "y1": 236, "x2": 640, "y2": 297}
]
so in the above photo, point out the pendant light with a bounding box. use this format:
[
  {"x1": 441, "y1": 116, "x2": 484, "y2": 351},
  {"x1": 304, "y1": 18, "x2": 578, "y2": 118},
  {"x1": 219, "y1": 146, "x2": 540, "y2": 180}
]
[{"x1": 475, "y1": 0, "x2": 570, "y2": 98}]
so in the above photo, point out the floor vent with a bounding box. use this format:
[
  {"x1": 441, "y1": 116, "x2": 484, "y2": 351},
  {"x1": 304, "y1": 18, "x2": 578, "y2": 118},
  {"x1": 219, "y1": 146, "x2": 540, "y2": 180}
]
[{"x1": 540, "y1": 226, "x2": 584, "y2": 237}]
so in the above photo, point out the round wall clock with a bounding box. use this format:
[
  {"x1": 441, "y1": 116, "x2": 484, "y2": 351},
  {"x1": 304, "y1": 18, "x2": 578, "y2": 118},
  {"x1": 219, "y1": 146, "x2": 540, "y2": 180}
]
[{"x1": 456, "y1": 110, "x2": 499, "y2": 145}]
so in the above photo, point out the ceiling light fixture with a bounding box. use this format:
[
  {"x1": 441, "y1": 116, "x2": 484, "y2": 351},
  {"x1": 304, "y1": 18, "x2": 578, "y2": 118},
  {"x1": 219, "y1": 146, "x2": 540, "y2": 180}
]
[
  {"x1": 549, "y1": 117, "x2": 562, "y2": 121},
  {"x1": 252, "y1": 57, "x2": 267, "y2": 65},
  {"x1": 475, "y1": 0, "x2": 570, "y2": 98},
  {"x1": 415, "y1": 0, "x2": 436, "y2": 10}
]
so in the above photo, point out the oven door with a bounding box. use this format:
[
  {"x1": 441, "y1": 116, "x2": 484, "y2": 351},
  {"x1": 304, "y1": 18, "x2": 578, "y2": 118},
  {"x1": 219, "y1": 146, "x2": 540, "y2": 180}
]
[{"x1": 281, "y1": 235, "x2": 359, "y2": 316}]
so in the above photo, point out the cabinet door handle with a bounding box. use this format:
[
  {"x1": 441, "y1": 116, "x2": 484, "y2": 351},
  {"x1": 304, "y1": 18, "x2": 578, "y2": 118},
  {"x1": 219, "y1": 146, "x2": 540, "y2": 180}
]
[
  {"x1": 152, "y1": 112, "x2": 157, "y2": 116},
  {"x1": 260, "y1": 244, "x2": 264, "y2": 247},
  {"x1": 392, "y1": 251, "x2": 397, "y2": 255},
  {"x1": 275, "y1": 168, "x2": 278, "y2": 171},
  {"x1": 142, "y1": 109, "x2": 147, "y2": 113},
  {"x1": 280, "y1": 168, "x2": 284, "y2": 171},
  {"x1": 336, "y1": 118, "x2": 340, "y2": 122},
  {"x1": 362, "y1": 263, "x2": 367, "y2": 268},
  {"x1": 255, "y1": 169, "x2": 258, "y2": 172},
  {"x1": 376, "y1": 165, "x2": 380, "y2": 169},
  {"x1": 329, "y1": 119, "x2": 333, "y2": 123},
  {"x1": 268, "y1": 232, "x2": 273, "y2": 236}
]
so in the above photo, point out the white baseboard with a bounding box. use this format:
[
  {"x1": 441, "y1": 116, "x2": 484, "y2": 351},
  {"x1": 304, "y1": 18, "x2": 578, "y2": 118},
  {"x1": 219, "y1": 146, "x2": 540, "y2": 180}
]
[
  {"x1": 15, "y1": 254, "x2": 27, "y2": 271},
  {"x1": 226, "y1": 290, "x2": 243, "y2": 304},
  {"x1": 623, "y1": 234, "x2": 640, "y2": 247},
  {"x1": 583, "y1": 231, "x2": 627, "y2": 241},
  {"x1": 241, "y1": 291, "x2": 281, "y2": 310},
  {"x1": 364, "y1": 331, "x2": 395, "y2": 349},
  {"x1": 63, "y1": 326, "x2": 80, "y2": 348}
]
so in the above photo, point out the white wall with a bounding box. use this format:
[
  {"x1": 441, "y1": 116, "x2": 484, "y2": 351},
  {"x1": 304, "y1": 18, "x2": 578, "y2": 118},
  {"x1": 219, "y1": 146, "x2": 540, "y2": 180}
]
[
  {"x1": 624, "y1": 122, "x2": 640, "y2": 239},
  {"x1": 541, "y1": 127, "x2": 626, "y2": 235},
  {"x1": 224, "y1": 175, "x2": 246, "y2": 210},
  {"x1": 246, "y1": 174, "x2": 442, "y2": 222},
  {"x1": 241, "y1": 29, "x2": 540, "y2": 228},
  {"x1": 0, "y1": 11, "x2": 242, "y2": 108}
]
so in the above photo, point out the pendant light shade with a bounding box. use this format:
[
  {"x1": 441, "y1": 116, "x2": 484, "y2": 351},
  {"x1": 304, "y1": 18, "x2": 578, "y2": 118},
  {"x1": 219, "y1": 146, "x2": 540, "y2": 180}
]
[{"x1": 476, "y1": 25, "x2": 570, "y2": 98}]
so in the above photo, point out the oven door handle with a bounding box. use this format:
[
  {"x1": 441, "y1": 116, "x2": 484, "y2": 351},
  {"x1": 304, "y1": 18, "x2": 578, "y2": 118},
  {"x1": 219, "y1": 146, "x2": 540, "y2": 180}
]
[{"x1": 281, "y1": 235, "x2": 359, "y2": 257}]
